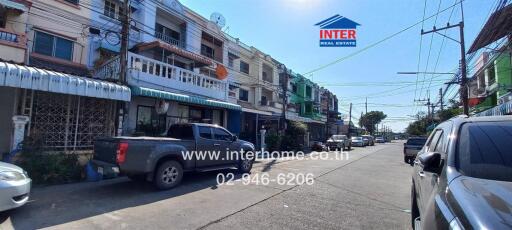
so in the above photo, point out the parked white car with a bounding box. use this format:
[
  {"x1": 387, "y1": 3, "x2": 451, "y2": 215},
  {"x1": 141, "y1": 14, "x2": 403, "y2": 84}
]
[{"x1": 0, "y1": 162, "x2": 31, "y2": 211}]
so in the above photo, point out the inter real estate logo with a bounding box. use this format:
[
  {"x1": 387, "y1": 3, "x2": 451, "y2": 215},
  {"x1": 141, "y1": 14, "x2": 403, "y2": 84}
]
[{"x1": 315, "y1": 14, "x2": 360, "y2": 47}]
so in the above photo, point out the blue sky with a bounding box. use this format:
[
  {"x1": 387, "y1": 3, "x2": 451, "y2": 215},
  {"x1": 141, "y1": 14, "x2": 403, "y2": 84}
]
[{"x1": 181, "y1": 0, "x2": 497, "y2": 132}]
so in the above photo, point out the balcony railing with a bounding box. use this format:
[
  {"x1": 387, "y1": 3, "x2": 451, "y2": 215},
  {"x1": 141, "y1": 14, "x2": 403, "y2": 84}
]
[
  {"x1": 94, "y1": 52, "x2": 228, "y2": 100},
  {"x1": 0, "y1": 28, "x2": 26, "y2": 49},
  {"x1": 155, "y1": 32, "x2": 183, "y2": 48}
]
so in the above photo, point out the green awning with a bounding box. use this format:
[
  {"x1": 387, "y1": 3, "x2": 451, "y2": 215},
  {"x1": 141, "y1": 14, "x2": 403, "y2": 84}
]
[
  {"x1": 0, "y1": 0, "x2": 27, "y2": 12},
  {"x1": 131, "y1": 86, "x2": 242, "y2": 111}
]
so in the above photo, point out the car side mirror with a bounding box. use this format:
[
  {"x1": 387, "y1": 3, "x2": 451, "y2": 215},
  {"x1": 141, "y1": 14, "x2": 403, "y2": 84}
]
[
  {"x1": 232, "y1": 135, "x2": 238, "y2": 142},
  {"x1": 418, "y1": 152, "x2": 441, "y2": 173}
]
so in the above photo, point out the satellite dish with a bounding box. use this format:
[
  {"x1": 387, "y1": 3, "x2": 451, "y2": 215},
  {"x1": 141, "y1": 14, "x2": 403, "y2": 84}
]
[{"x1": 210, "y1": 12, "x2": 226, "y2": 28}]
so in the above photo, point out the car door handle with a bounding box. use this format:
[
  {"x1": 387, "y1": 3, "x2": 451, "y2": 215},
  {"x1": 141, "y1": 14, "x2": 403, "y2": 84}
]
[
  {"x1": 418, "y1": 171, "x2": 425, "y2": 177},
  {"x1": 213, "y1": 143, "x2": 221, "y2": 146}
]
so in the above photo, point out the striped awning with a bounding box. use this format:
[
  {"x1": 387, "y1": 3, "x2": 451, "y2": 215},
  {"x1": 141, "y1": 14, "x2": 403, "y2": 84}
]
[
  {"x1": 131, "y1": 86, "x2": 241, "y2": 111},
  {"x1": 476, "y1": 100, "x2": 512, "y2": 117},
  {"x1": 0, "y1": 62, "x2": 131, "y2": 101},
  {"x1": 0, "y1": 0, "x2": 27, "y2": 12}
]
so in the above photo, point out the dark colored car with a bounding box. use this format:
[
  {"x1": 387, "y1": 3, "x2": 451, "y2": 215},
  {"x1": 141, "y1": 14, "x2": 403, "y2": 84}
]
[
  {"x1": 411, "y1": 115, "x2": 512, "y2": 230},
  {"x1": 92, "y1": 123, "x2": 255, "y2": 190},
  {"x1": 404, "y1": 137, "x2": 427, "y2": 164},
  {"x1": 311, "y1": 141, "x2": 327, "y2": 152}
]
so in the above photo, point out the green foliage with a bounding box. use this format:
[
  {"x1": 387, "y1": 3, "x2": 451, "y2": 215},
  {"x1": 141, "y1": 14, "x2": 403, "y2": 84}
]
[
  {"x1": 265, "y1": 133, "x2": 281, "y2": 152},
  {"x1": 359, "y1": 111, "x2": 387, "y2": 135},
  {"x1": 406, "y1": 119, "x2": 427, "y2": 136},
  {"x1": 16, "y1": 137, "x2": 82, "y2": 185},
  {"x1": 280, "y1": 121, "x2": 308, "y2": 151}
]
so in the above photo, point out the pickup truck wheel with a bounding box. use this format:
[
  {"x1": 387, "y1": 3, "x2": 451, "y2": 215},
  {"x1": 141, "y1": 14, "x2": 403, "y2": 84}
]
[
  {"x1": 154, "y1": 161, "x2": 183, "y2": 190},
  {"x1": 238, "y1": 157, "x2": 253, "y2": 173}
]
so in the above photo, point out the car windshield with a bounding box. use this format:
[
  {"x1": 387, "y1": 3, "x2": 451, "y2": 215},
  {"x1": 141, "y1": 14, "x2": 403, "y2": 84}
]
[
  {"x1": 457, "y1": 121, "x2": 512, "y2": 182},
  {"x1": 406, "y1": 138, "x2": 426, "y2": 146},
  {"x1": 352, "y1": 137, "x2": 362, "y2": 140},
  {"x1": 331, "y1": 135, "x2": 345, "y2": 140}
]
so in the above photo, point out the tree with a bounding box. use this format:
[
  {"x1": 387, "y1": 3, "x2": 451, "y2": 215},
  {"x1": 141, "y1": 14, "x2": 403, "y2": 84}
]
[
  {"x1": 437, "y1": 99, "x2": 462, "y2": 122},
  {"x1": 359, "y1": 111, "x2": 387, "y2": 135}
]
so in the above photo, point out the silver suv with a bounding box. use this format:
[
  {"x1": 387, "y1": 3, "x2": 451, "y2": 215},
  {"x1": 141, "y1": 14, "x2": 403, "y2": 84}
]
[{"x1": 326, "y1": 135, "x2": 352, "y2": 151}]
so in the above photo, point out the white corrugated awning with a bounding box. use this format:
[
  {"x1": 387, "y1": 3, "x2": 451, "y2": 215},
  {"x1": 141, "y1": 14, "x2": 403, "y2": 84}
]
[
  {"x1": 0, "y1": 62, "x2": 131, "y2": 101},
  {"x1": 0, "y1": 0, "x2": 27, "y2": 12}
]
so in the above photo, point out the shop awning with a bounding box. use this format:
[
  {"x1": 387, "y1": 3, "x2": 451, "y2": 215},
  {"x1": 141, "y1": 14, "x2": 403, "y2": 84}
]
[
  {"x1": 468, "y1": 4, "x2": 512, "y2": 53},
  {"x1": 0, "y1": 0, "x2": 28, "y2": 12},
  {"x1": 131, "y1": 86, "x2": 241, "y2": 111},
  {"x1": 0, "y1": 62, "x2": 131, "y2": 101}
]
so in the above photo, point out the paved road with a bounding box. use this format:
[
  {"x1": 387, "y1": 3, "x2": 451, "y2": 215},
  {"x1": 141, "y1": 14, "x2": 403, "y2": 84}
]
[{"x1": 1, "y1": 142, "x2": 413, "y2": 230}]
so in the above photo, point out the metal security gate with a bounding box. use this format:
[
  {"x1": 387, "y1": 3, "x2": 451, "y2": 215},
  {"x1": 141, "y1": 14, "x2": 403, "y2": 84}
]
[{"x1": 26, "y1": 91, "x2": 116, "y2": 152}]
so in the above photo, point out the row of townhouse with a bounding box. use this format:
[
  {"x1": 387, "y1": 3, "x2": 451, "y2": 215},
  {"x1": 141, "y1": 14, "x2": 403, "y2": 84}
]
[
  {"x1": 468, "y1": 46, "x2": 512, "y2": 115},
  {"x1": 0, "y1": 0, "x2": 342, "y2": 154},
  {"x1": 466, "y1": 4, "x2": 512, "y2": 117}
]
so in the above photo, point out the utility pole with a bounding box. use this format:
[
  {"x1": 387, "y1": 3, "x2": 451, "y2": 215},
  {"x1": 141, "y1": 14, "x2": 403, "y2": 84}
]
[
  {"x1": 280, "y1": 65, "x2": 288, "y2": 133},
  {"x1": 421, "y1": 2, "x2": 468, "y2": 115},
  {"x1": 348, "y1": 103, "x2": 352, "y2": 137},
  {"x1": 439, "y1": 88, "x2": 444, "y2": 111},
  {"x1": 116, "y1": 0, "x2": 130, "y2": 136},
  {"x1": 119, "y1": 0, "x2": 130, "y2": 84},
  {"x1": 365, "y1": 97, "x2": 368, "y2": 114}
]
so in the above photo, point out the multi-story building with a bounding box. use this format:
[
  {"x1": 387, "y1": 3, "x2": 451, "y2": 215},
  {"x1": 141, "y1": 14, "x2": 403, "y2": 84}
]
[
  {"x1": 92, "y1": 0, "x2": 242, "y2": 136},
  {"x1": 224, "y1": 35, "x2": 283, "y2": 144},
  {"x1": 468, "y1": 41, "x2": 512, "y2": 116},
  {"x1": 0, "y1": 0, "x2": 130, "y2": 154}
]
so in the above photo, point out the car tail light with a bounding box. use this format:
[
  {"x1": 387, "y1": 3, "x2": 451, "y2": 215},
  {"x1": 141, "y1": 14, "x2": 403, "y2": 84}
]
[
  {"x1": 403, "y1": 147, "x2": 406, "y2": 154},
  {"x1": 116, "y1": 142, "x2": 129, "y2": 164}
]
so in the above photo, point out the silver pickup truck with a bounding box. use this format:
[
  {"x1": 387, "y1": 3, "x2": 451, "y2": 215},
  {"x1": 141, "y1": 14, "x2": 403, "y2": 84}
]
[{"x1": 92, "y1": 123, "x2": 255, "y2": 190}]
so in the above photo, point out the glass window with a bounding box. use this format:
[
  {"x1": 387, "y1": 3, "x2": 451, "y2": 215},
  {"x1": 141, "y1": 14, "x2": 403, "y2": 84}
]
[
  {"x1": 34, "y1": 32, "x2": 54, "y2": 56},
  {"x1": 136, "y1": 106, "x2": 152, "y2": 132},
  {"x1": 239, "y1": 89, "x2": 249, "y2": 101},
  {"x1": 228, "y1": 56, "x2": 234, "y2": 68},
  {"x1": 198, "y1": 126, "x2": 212, "y2": 139},
  {"x1": 34, "y1": 31, "x2": 73, "y2": 61},
  {"x1": 167, "y1": 125, "x2": 194, "y2": 140},
  {"x1": 201, "y1": 44, "x2": 214, "y2": 58},
  {"x1": 213, "y1": 128, "x2": 232, "y2": 141},
  {"x1": 406, "y1": 138, "x2": 427, "y2": 146},
  {"x1": 457, "y1": 121, "x2": 512, "y2": 182},
  {"x1": 104, "y1": 0, "x2": 117, "y2": 19},
  {"x1": 55, "y1": 37, "x2": 73, "y2": 60},
  {"x1": 240, "y1": 61, "x2": 249, "y2": 74},
  {"x1": 425, "y1": 130, "x2": 441, "y2": 152}
]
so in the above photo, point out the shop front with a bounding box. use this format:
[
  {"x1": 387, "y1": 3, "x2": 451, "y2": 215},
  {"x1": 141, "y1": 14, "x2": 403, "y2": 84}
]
[
  {"x1": 0, "y1": 61, "x2": 131, "y2": 153},
  {"x1": 126, "y1": 86, "x2": 241, "y2": 136}
]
